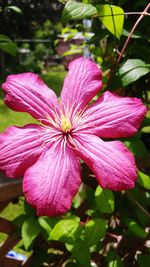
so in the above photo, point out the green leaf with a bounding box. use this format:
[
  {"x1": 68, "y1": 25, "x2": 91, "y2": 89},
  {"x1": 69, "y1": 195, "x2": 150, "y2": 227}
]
[
  {"x1": 84, "y1": 218, "x2": 107, "y2": 247},
  {"x1": 66, "y1": 241, "x2": 91, "y2": 267},
  {"x1": 138, "y1": 171, "x2": 150, "y2": 190},
  {"x1": 6, "y1": 6, "x2": 22, "y2": 14},
  {"x1": 22, "y1": 218, "x2": 41, "y2": 250},
  {"x1": 125, "y1": 219, "x2": 148, "y2": 239},
  {"x1": 0, "y1": 34, "x2": 18, "y2": 56},
  {"x1": 62, "y1": 0, "x2": 97, "y2": 21},
  {"x1": 119, "y1": 59, "x2": 150, "y2": 86},
  {"x1": 38, "y1": 216, "x2": 59, "y2": 235},
  {"x1": 124, "y1": 136, "x2": 148, "y2": 159},
  {"x1": 49, "y1": 219, "x2": 83, "y2": 244},
  {"x1": 106, "y1": 250, "x2": 124, "y2": 267},
  {"x1": 97, "y1": 4, "x2": 124, "y2": 39},
  {"x1": 95, "y1": 186, "x2": 115, "y2": 214}
]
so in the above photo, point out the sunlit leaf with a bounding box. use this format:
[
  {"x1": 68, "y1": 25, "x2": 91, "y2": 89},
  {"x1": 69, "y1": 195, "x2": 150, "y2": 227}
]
[
  {"x1": 22, "y1": 218, "x2": 41, "y2": 250},
  {"x1": 66, "y1": 241, "x2": 91, "y2": 266},
  {"x1": 138, "y1": 171, "x2": 150, "y2": 190},
  {"x1": 95, "y1": 186, "x2": 114, "y2": 214},
  {"x1": 125, "y1": 219, "x2": 148, "y2": 239},
  {"x1": 84, "y1": 218, "x2": 107, "y2": 247},
  {"x1": 6, "y1": 6, "x2": 22, "y2": 14},
  {"x1": 62, "y1": 0, "x2": 97, "y2": 21},
  {"x1": 49, "y1": 219, "x2": 83, "y2": 244},
  {"x1": 97, "y1": 4, "x2": 124, "y2": 39}
]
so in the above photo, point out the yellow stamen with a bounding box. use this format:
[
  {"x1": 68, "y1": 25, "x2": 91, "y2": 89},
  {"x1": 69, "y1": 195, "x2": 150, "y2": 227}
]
[{"x1": 61, "y1": 116, "x2": 72, "y2": 132}]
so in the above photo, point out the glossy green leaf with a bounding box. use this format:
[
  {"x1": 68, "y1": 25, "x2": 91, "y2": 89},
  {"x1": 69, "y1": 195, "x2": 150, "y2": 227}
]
[
  {"x1": 138, "y1": 171, "x2": 150, "y2": 190},
  {"x1": 49, "y1": 219, "x2": 82, "y2": 244},
  {"x1": 66, "y1": 241, "x2": 90, "y2": 267},
  {"x1": 22, "y1": 218, "x2": 41, "y2": 250},
  {"x1": 125, "y1": 219, "x2": 148, "y2": 239},
  {"x1": 97, "y1": 4, "x2": 124, "y2": 39},
  {"x1": 84, "y1": 218, "x2": 107, "y2": 247},
  {"x1": 95, "y1": 186, "x2": 114, "y2": 213},
  {"x1": 119, "y1": 59, "x2": 150, "y2": 86},
  {"x1": 62, "y1": 0, "x2": 97, "y2": 21},
  {"x1": 6, "y1": 6, "x2": 22, "y2": 14}
]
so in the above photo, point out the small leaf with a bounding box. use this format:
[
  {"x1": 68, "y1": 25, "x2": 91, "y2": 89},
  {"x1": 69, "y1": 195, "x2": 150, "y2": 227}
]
[
  {"x1": 0, "y1": 34, "x2": 18, "y2": 56},
  {"x1": 95, "y1": 186, "x2": 115, "y2": 213},
  {"x1": 125, "y1": 219, "x2": 148, "y2": 239},
  {"x1": 62, "y1": 0, "x2": 97, "y2": 21},
  {"x1": 38, "y1": 216, "x2": 59, "y2": 235},
  {"x1": 84, "y1": 218, "x2": 107, "y2": 247},
  {"x1": 106, "y1": 250, "x2": 124, "y2": 267},
  {"x1": 49, "y1": 219, "x2": 83, "y2": 244},
  {"x1": 119, "y1": 59, "x2": 150, "y2": 86},
  {"x1": 97, "y1": 4, "x2": 124, "y2": 39},
  {"x1": 138, "y1": 171, "x2": 150, "y2": 190},
  {"x1": 6, "y1": 6, "x2": 22, "y2": 14},
  {"x1": 66, "y1": 241, "x2": 91, "y2": 267},
  {"x1": 22, "y1": 218, "x2": 41, "y2": 250}
]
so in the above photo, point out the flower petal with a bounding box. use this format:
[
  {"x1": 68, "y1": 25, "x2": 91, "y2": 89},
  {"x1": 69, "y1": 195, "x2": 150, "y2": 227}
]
[
  {"x1": 23, "y1": 142, "x2": 81, "y2": 216},
  {"x1": 0, "y1": 124, "x2": 46, "y2": 177},
  {"x1": 82, "y1": 92, "x2": 147, "y2": 138},
  {"x1": 74, "y1": 134, "x2": 137, "y2": 190},
  {"x1": 60, "y1": 57, "x2": 102, "y2": 112},
  {"x1": 2, "y1": 73, "x2": 59, "y2": 122}
]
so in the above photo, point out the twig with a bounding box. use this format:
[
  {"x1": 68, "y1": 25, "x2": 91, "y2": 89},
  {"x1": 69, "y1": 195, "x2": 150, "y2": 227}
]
[
  {"x1": 117, "y1": 3, "x2": 150, "y2": 64},
  {"x1": 126, "y1": 191, "x2": 150, "y2": 219}
]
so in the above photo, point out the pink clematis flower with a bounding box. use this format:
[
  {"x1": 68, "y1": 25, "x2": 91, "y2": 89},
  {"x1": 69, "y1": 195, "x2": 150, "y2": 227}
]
[{"x1": 0, "y1": 57, "x2": 147, "y2": 216}]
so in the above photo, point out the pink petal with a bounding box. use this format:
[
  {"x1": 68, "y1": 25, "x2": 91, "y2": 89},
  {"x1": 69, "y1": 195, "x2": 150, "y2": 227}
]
[
  {"x1": 23, "y1": 142, "x2": 81, "y2": 216},
  {"x1": 82, "y1": 92, "x2": 147, "y2": 138},
  {"x1": 60, "y1": 57, "x2": 102, "y2": 112},
  {"x1": 74, "y1": 134, "x2": 137, "y2": 190},
  {"x1": 0, "y1": 124, "x2": 46, "y2": 177},
  {"x1": 2, "y1": 73, "x2": 59, "y2": 122}
]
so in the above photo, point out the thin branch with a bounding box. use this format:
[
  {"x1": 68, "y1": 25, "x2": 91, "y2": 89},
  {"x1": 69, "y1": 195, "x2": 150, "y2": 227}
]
[
  {"x1": 126, "y1": 191, "x2": 150, "y2": 219},
  {"x1": 95, "y1": 12, "x2": 150, "y2": 18},
  {"x1": 117, "y1": 3, "x2": 150, "y2": 64}
]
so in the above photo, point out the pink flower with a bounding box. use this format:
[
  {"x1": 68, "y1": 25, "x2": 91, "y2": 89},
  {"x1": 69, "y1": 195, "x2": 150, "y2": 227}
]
[{"x1": 0, "y1": 57, "x2": 147, "y2": 216}]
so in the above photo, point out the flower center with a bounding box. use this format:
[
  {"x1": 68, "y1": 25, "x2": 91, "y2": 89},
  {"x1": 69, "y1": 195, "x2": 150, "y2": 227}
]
[{"x1": 61, "y1": 115, "x2": 72, "y2": 133}]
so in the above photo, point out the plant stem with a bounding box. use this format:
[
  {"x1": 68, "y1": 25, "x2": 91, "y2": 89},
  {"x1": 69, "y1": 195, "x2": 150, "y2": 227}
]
[
  {"x1": 117, "y1": 3, "x2": 150, "y2": 64},
  {"x1": 126, "y1": 191, "x2": 150, "y2": 219}
]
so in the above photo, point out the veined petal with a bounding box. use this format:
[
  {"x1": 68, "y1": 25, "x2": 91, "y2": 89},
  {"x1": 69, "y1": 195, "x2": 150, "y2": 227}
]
[
  {"x1": 60, "y1": 57, "x2": 102, "y2": 112},
  {"x1": 82, "y1": 92, "x2": 147, "y2": 138},
  {"x1": 23, "y1": 141, "x2": 81, "y2": 216},
  {"x1": 74, "y1": 134, "x2": 137, "y2": 191},
  {"x1": 0, "y1": 124, "x2": 46, "y2": 177},
  {"x1": 2, "y1": 73, "x2": 59, "y2": 122}
]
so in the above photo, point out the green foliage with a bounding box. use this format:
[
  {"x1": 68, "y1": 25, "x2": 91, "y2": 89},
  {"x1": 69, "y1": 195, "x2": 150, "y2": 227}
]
[
  {"x1": 49, "y1": 219, "x2": 83, "y2": 244},
  {"x1": 97, "y1": 4, "x2": 124, "y2": 39},
  {"x1": 5, "y1": 5, "x2": 22, "y2": 14},
  {"x1": 125, "y1": 219, "x2": 148, "y2": 239},
  {"x1": 62, "y1": 0, "x2": 97, "y2": 21},
  {"x1": 0, "y1": 34, "x2": 18, "y2": 56},
  {"x1": 66, "y1": 242, "x2": 91, "y2": 267},
  {"x1": 95, "y1": 186, "x2": 115, "y2": 213},
  {"x1": 138, "y1": 171, "x2": 150, "y2": 190},
  {"x1": 119, "y1": 59, "x2": 150, "y2": 86},
  {"x1": 106, "y1": 250, "x2": 124, "y2": 267},
  {"x1": 22, "y1": 218, "x2": 41, "y2": 250},
  {"x1": 84, "y1": 218, "x2": 107, "y2": 247}
]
